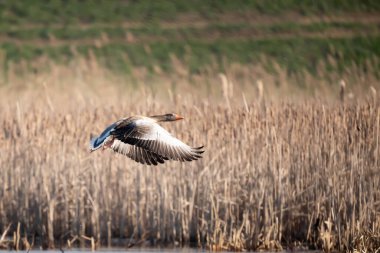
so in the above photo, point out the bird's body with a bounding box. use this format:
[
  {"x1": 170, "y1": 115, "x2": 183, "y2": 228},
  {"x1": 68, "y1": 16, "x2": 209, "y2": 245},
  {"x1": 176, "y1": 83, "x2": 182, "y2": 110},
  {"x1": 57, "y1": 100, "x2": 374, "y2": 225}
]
[{"x1": 90, "y1": 114, "x2": 204, "y2": 165}]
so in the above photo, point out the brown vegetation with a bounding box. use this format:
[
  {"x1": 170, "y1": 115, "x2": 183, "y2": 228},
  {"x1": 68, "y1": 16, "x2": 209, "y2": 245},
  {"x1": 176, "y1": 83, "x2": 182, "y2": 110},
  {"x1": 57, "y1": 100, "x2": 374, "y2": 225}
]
[{"x1": 0, "y1": 61, "x2": 379, "y2": 252}]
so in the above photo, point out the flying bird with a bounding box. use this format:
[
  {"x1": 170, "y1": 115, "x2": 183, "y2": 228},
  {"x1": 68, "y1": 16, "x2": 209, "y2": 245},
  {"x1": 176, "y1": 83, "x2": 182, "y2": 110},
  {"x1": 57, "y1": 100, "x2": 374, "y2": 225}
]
[{"x1": 89, "y1": 113, "x2": 204, "y2": 165}]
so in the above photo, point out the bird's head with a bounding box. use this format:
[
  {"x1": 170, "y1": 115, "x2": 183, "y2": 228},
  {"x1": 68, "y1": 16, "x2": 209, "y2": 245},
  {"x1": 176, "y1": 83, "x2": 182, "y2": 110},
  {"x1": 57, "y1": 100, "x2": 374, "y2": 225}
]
[
  {"x1": 150, "y1": 113, "x2": 184, "y2": 122},
  {"x1": 165, "y1": 113, "x2": 184, "y2": 121}
]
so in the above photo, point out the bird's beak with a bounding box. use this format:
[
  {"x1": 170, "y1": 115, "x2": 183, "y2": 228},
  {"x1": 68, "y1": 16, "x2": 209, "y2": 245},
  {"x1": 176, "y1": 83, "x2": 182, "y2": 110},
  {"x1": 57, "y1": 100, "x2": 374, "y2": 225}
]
[{"x1": 175, "y1": 115, "x2": 184, "y2": 120}]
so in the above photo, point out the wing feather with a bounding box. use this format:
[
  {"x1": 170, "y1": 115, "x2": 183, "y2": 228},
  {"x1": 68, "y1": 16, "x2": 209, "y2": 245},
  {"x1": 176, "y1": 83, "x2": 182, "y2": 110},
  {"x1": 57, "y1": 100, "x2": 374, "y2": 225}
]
[
  {"x1": 111, "y1": 117, "x2": 204, "y2": 163},
  {"x1": 111, "y1": 139, "x2": 167, "y2": 166}
]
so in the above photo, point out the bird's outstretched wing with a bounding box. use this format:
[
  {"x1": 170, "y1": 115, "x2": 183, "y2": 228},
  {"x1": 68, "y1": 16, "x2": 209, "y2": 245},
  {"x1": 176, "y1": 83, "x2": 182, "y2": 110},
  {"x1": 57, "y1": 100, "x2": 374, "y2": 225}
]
[
  {"x1": 111, "y1": 117, "x2": 204, "y2": 162},
  {"x1": 111, "y1": 139, "x2": 168, "y2": 165}
]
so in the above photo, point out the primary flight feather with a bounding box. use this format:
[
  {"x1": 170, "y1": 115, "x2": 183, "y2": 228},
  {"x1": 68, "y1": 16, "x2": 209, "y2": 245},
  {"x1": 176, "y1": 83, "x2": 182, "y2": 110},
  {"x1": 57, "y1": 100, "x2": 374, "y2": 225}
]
[{"x1": 89, "y1": 113, "x2": 204, "y2": 165}]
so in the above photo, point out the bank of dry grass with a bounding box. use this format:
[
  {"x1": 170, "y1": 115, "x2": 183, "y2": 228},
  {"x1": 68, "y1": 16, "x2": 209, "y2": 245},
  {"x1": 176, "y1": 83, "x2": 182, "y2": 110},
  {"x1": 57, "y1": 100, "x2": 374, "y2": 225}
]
[{"x1": 0, "y1": 64, "x2": 379, "y2": 252}]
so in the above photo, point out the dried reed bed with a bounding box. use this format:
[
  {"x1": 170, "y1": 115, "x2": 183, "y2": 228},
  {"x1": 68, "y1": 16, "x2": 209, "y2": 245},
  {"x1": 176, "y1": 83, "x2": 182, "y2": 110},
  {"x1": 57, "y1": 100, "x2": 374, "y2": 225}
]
[
  {"x1": 3, "y1": 51, "x2": 380, "y2": 102},
  {"x1": 0, "y1": 65, "x2": 380, "y2": 252}
]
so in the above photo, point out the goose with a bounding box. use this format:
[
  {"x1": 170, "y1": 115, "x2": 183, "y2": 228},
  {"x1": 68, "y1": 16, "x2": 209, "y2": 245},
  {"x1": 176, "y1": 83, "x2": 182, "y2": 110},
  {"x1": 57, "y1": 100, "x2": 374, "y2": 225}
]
[{"x1": 89, "y1": 113, "x2": 204, "y2": 165}]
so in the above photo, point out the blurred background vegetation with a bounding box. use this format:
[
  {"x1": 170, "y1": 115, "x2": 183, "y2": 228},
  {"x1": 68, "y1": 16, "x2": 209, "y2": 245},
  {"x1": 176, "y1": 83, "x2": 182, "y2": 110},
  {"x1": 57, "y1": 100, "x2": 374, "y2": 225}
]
[
  {"x1": 2, "y1": 2, "x2": 380, "y2": 251},
  {"x1": 0, "y1": 0, "x2": 380, "y2": 88}
]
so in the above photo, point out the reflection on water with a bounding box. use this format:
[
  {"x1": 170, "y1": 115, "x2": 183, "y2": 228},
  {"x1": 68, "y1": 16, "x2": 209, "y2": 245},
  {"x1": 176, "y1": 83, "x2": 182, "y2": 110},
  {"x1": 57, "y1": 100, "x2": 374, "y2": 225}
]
[{"x1": 0, "y1": 247, "x2": 322, "y2": 253}]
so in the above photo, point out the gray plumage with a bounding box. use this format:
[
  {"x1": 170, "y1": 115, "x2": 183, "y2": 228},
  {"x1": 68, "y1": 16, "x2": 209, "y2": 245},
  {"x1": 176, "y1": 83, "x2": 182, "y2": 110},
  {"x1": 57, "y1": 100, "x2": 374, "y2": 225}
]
[{"x1": 90, "y1": 113, "x2": 204, "y2": 165}]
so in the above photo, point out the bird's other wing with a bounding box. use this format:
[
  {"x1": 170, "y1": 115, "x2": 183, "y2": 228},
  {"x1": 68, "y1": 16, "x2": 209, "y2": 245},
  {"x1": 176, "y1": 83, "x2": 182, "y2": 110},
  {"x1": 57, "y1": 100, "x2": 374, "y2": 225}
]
[
  {"x1": 111, "y1": 117, "x2": 204, "y2": 162},
  {"x1": 90, "y1": 121, "x2": 118, "y2": 150},
  {"x1": 111, "y1": 139, "x2": 168, "y2": 165}
]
